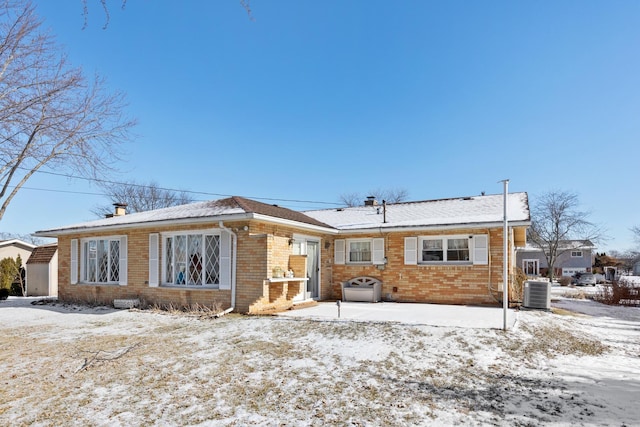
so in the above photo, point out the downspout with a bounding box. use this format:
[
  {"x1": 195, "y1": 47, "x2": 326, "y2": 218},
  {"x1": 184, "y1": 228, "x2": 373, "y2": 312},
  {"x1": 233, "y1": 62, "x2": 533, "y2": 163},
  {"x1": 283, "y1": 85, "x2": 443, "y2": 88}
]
[{"x1": 219, "y1": 221, "x2": 237, "y2": 314}]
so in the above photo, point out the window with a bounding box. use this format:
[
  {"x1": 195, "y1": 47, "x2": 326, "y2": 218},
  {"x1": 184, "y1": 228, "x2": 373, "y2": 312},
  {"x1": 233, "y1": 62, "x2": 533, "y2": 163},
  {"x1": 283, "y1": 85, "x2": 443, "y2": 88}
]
[
  {"x1": 80, "y1": 237, "x2": 126, "y2": 284},
  {"x1": 349, "y1": 239, "x2": 371, "y2": 263},
  {"x1": 164, "y1": 233, "x2": 221, "y2": 287},
  {"x1": 334, "y1": 238, "x2": 385, "y2": 265},
  {"x1": 571, "y1": 251, "x2": 583, "y2": 258},
  {"x1": 419, "y1": 236, "x2": 470, "y2": 263},
  {"x1": 523, "y1": 259, "x2": 539, "y2": 275}
]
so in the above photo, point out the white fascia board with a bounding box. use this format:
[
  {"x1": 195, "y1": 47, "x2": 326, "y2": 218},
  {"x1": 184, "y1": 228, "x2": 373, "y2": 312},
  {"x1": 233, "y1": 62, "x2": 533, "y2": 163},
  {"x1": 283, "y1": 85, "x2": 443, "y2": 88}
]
[
  {"x1": 33, "y1": 213, "x2": 254, "y2": 238},
  {"x1": 0, "y1": 239, "x2": 37, "y2": 249},
  {"x1": 333, "y1": 220, "x2": 531, "y2": 235},
  {"x1": 250, "y1": 213, "x2": 338, "y2": 234}
]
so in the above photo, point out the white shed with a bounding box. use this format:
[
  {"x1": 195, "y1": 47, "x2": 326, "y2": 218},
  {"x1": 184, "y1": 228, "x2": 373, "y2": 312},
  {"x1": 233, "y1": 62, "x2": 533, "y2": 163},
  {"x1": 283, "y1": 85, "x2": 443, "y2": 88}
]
[{"x1": 26, "y1": 244, "x2": 58, "y2": 297}]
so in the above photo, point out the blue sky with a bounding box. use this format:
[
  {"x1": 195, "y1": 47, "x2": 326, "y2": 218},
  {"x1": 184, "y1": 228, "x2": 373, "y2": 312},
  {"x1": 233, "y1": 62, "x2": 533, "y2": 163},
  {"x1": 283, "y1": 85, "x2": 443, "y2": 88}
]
[{"x1": 2, "y1": 0, "x2": 639, "y2": 251}]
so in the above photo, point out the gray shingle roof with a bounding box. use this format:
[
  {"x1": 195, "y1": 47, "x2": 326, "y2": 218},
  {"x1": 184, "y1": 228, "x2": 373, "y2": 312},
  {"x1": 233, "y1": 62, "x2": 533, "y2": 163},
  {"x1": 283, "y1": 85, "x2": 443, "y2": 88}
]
[
  {"x1": 35, "y1": 196, "x2": 332, "y2": 236},
  {"x1": 304, "y1": 192, "x2": 530, "y2": 230},
  {"x1": 35, "y1": 193, "x2": 530, "y2": 236}
]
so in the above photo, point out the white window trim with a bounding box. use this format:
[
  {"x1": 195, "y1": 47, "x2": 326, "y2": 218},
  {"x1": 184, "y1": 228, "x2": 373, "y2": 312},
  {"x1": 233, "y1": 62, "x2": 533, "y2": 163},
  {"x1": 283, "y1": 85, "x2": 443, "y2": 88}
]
[
  {"x1": 346, "y1": 238, "x2": 372, "y2": 264},
  {"x1": 571, "y1": 251, "x2": 583, "y2": 258},
  {"x1": 161, "y1": 229, "x2": 224, "y2": 289},
  {"x1": 334, "y1": 239, "x2": 345, "y2": 265},
  {"x1": 70, "y1": 239, "x2": 78, "y2": 284},
  {"x1": 418, "y1": 235, "x2": 473, "y2": 265},
  {"x1": 149, "y1": 233, "x2": 159, "y2": 287},
  {"x1": 522, "y1": 259, "x2": 540, "y2": 276},
  {"x1": 342, "y1": 238, "x2": 385, "y2": 265},
  {"x1": 79, "y1": 235, "x2": 126, "y2": 285}
]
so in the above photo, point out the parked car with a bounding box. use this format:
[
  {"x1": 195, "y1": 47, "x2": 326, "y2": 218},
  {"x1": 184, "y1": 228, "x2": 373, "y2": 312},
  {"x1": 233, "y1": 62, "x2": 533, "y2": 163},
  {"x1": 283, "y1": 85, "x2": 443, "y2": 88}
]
[{"x1": 576, "y1": 273, "x2": 596, "y2": 286}]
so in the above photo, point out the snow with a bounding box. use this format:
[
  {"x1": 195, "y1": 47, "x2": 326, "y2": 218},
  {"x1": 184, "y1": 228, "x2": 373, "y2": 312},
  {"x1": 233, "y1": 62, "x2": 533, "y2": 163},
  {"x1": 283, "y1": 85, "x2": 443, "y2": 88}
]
[
  {"x1": 1, "y1": 295, "x2": 639, "y2": 426},
  {"x1": 620, "y1": 275, "x2": 640, "y2": 287},
  {"x1": 278, "y1": 301, "x2": 518, "y2": 329},
  {"x1": 304, "y1": 192, "x2": 530, "y2": 230}
]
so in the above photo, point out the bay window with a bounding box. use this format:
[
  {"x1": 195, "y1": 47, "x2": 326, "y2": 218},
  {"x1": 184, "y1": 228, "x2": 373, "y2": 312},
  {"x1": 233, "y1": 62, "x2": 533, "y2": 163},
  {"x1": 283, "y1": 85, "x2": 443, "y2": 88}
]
[{"x1": 164, "y1": 233, "x2": 221, "y2": 287}]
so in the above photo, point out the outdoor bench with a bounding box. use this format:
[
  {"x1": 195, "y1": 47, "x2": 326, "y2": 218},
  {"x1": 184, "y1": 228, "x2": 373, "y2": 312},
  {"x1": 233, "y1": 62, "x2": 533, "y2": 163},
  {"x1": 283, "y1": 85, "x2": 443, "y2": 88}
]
[{"x1": 341, "y1": 276, "x2": 382, "y2": 302}]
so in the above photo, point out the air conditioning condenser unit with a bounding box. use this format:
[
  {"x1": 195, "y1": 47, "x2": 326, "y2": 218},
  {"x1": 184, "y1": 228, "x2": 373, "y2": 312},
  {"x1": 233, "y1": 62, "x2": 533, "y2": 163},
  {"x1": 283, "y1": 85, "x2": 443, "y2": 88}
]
[{"x1": 523, "y1": 281, "x2": 551, "y2": 310}]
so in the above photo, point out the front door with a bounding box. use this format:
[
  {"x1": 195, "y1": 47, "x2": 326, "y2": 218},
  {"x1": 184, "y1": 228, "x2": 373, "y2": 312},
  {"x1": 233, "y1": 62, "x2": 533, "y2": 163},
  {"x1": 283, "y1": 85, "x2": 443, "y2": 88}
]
[{"x1": 306, "y1": 241, "x2": 320, "y2": 299}]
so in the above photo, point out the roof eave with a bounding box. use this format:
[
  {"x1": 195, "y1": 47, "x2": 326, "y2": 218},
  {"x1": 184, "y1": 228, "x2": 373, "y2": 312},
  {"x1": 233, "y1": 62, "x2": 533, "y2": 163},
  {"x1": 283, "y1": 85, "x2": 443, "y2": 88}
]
[
  {"x1": 33, "y1": 213, "x2": 255, "y2": 238},
  {"x1": 0, "y1": 239, "x2": 37, "y2": 250},
  {"x1": 333, "y1": 220, "x2": 531, "y2": 235},
  {"x1": 250, "y1": 213, "x2": 338, "y2": 234}
]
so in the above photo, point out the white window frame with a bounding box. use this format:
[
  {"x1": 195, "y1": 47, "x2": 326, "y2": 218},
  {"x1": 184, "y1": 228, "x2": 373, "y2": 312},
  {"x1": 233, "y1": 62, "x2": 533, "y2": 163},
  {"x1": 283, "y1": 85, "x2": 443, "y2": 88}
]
[
  {"x1": 418, "y1": 235, "x2": 472, "y2": 264},
  {"x1": 334, "y1": 238, "x2": 385, "y2": 265},
  {"x1": 79, "y1": 235, "x2": 126, "y2": 285},
  {"x1": 347, "y1": 238, "x2": 372, "y2": 264},
  {"x1": 338, "y1": 238, "x2": 385, "y2": 265},
  {"x1": 161, "y1": 229, "x2": 223, "y2": 289},
  {"x1": 522, "y1": 259, "x2": 540, "y2": 276},
  {"x1": 571, "y1": 251, "x2": 583, "y2": 258}
]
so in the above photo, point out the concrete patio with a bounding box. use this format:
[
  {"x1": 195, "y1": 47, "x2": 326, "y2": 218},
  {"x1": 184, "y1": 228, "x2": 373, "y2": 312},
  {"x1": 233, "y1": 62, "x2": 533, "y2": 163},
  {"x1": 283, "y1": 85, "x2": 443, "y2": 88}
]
[{"x1": 278, "y1": 301, "x2": 518, "y2": 329}]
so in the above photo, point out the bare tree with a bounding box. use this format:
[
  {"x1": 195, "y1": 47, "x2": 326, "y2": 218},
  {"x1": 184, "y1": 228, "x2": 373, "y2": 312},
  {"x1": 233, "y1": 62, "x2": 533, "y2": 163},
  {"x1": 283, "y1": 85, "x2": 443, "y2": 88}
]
[
  {"x1": 632, "y1": 225, "x2": 640, "y2": 247},
  {"x1": 528, "y1": 190, "x2": 605, "y2": 281},
  {"x1": 0, "y1": 231, "x2": 44, "y2": 245},
  {"x1": 91, "y1": 180, "x2": 194, "y2": 217},
  {"x1": 608, "y1": 249, "x2": 640, "y2": 276},
  {"x1": 0, "y1": 0, "x2": 135, "y2": 223},
  {"x1": 81, "y1": 0, "x2": 253, "y2": 29},
  {"x1": 339, "y1": 188, "x2": 409, "y2": 207}
]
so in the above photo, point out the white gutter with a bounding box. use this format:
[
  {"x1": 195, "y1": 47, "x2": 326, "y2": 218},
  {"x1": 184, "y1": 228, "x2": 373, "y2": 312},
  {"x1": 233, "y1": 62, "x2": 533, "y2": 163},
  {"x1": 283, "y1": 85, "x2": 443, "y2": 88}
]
[
  {"x1": 33, "y1": 213, "x2": 255, "y2": 238},
  {"x1": 250, "y1": 213, "x2": 337, "y2": 234},
  {"x1": 331, "y1": 220, "x2": 531, "y2": 235},
  {"x1": 218, "y1": 221, "x2": 237, "y2": 314}
]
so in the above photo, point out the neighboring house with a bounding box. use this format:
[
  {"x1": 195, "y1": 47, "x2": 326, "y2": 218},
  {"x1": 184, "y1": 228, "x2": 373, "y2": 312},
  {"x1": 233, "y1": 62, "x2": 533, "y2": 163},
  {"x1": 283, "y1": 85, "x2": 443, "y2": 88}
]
[
  {"x1": 516, "y1": 240, "x2": 596, "y2": 278},
  {"x1": 34, "y1": 192, "x2": 530, "y2": 313},
  {"x1": 0, "y1": 239, "x2": 36, "y2": 264},
  {"x1": 25, "y1": 244, "x2": 58, "y2": 297}
]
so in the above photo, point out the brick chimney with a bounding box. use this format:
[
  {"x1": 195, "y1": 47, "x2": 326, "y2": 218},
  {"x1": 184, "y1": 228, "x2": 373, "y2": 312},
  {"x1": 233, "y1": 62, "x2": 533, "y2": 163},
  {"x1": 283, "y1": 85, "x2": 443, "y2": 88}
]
[
  {"x1": 113, "y1": 202, "x2": 127, "y2": 216},
  {"x1": 364, "y1": 196, "x2": 378, "y2": 207}
]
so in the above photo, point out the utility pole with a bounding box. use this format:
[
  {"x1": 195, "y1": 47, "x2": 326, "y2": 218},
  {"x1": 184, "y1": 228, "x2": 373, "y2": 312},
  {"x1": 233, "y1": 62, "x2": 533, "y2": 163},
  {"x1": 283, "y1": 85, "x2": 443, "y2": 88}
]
[{"x1": 500, "y1": 179, "x2": 509, "y2": 331}]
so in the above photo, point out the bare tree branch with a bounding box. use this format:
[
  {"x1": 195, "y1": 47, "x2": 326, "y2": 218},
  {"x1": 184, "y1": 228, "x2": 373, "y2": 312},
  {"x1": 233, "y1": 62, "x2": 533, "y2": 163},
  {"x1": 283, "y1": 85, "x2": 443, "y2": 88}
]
[
  {"x1": 81, "y1": 0, "x2": 252, "y2": 29},
  {"x1": 0, "y1": 231, "x2": 44, "y2": 245},
  {"x1": 339, "y1": 188, "x2": 409, "y2": 207},
  {"x1": 74, "y1": 342, "x2": 140, "y2": 373},
  {"x1": 91, "y1": 180, "x2": 194, "y2": 217},
  {"x1": 527, "y1": 190, "x2": 606, "y2": 281},
  {"x1": 631, "y1": 225, "x2": 640, "y2": 247},
  {"x1": 0, "y1": 0, "x2": 135, "y2": 222}
]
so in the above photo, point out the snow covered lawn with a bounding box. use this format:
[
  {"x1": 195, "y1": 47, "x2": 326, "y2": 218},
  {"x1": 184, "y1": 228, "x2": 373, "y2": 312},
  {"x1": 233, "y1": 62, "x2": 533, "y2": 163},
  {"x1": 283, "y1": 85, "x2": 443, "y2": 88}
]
[{"x1": 0, "y1": 297, "x2": 638, "y2": 426}]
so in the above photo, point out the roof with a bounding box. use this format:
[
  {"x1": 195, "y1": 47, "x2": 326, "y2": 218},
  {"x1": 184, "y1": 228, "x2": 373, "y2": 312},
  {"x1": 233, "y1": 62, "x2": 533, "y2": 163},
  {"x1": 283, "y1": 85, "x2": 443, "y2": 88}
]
[
  {"x1": 303, "y1": 192, "x2": 530, "y2": 231},
  {"x1": 0, "y1": 239, "x2": 36, "y2": 251},
  {"x1": 26, "y1": 244, "x2": 58, "y2": 264},
  {"x1": 35, "y1": 196, "x2": 333, "y2": 236},
  {"x1": 34, "y1": 192, "x2": 530, "y2": 237},
  {"x1": 519, "y1": 240, "x2": 596, "y2": 252}
]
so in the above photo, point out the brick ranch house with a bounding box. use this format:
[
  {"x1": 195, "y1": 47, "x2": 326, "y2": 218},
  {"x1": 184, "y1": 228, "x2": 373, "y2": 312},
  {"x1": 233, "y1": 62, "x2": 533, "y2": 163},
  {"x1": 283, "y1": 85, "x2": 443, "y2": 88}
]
[{"x1": 34, "y1": 192, "x2": 530, "y2": 313}]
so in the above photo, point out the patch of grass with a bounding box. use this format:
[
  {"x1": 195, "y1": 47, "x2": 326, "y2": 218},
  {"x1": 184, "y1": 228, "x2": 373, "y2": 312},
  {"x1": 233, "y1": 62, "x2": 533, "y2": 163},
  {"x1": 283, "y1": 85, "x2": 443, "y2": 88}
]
[
  {"x1": 503, "y1": 324, "x2": 608, "y2": 359},
  {"x1": 551, "y1": 307, "x2": 586, "y2": 316}
]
